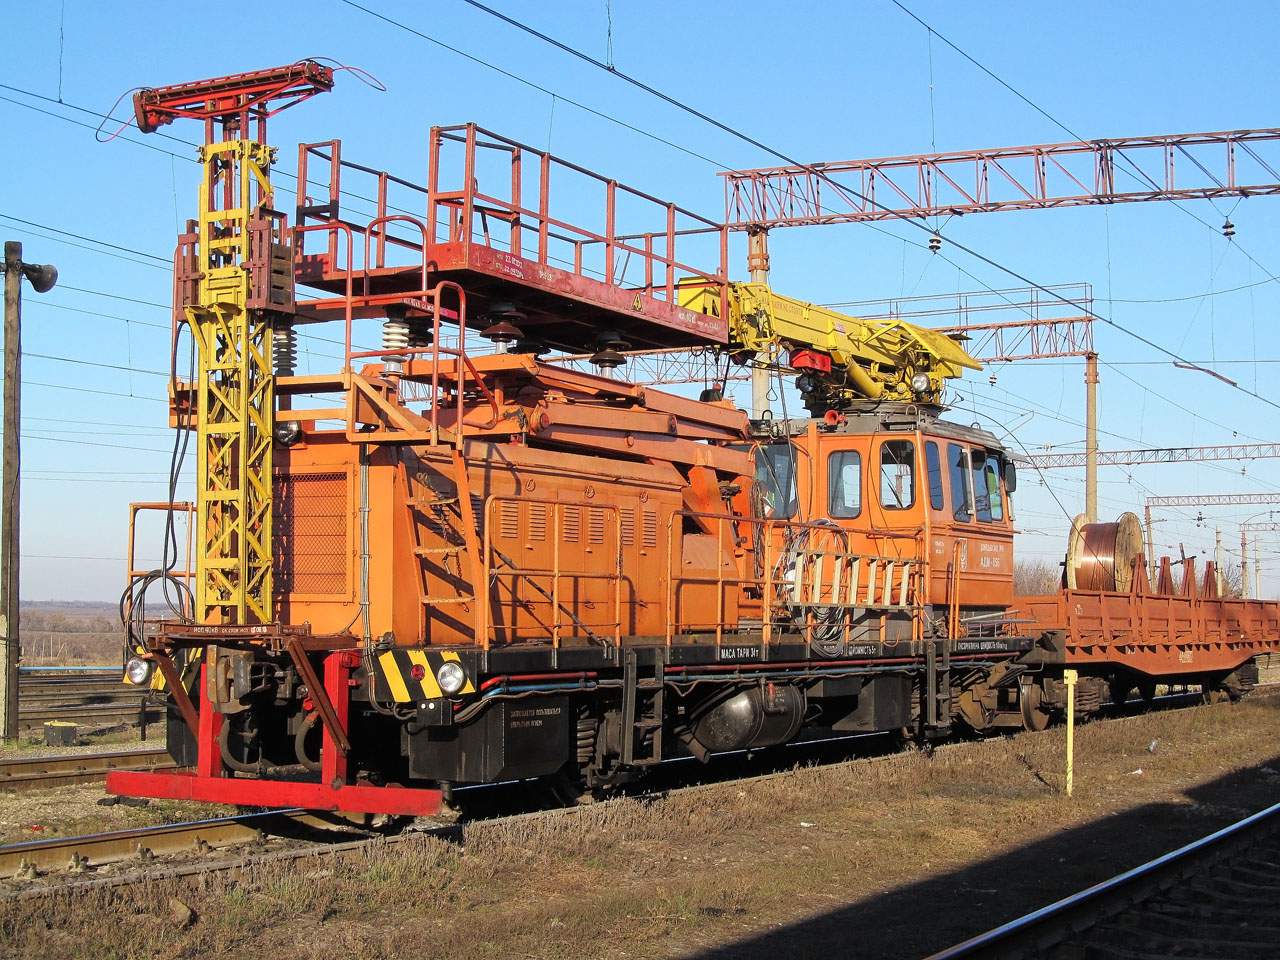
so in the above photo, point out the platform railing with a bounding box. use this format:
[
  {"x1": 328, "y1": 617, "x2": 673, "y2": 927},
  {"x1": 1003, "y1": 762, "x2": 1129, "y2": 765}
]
[{"x1": 293, "y1": 128, "x2": 729, "y2": 317}]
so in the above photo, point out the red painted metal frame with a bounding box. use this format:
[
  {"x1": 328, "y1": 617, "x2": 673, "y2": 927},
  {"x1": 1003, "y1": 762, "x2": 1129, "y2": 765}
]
[
  {"x1": 105, "y1": 656, "x2": 442, "y2": 816},
  {"x1": 291, "y1": 125, "x2": 730, "y2": 349},
  {"x1": 104, "y1": 769, "x2": 442, "y2": 816},
  {"x1": 723, "y1": 128, "x2": 1280, "y2": 227},
  {"x1": 1022, "y1": 565, "x2": 1280, "y2": 677},
  {"x1": 133, "y1": 62, "x2": 334, "y2": 137}
]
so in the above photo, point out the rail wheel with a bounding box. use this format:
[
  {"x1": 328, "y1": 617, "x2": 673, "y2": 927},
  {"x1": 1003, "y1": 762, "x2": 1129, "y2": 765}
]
[
  {"x1": 1108, "y1": 677, "x2": 1134, "y2": 706},
  {"x1": 1020, "y1": 680, "x2": 1052, "y2": 732},
  {"x1": 1201, "y1": 686, "x2": 1232, "y2": 705}
]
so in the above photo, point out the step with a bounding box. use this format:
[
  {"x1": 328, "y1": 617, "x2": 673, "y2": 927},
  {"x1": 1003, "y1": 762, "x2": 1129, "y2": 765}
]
[
  {"x1": 406, "y1": 495, "x2": 458, "y2": 507},
  {"x1": 419, "y1": 595, "x2": 476, "y2": 605},
  {"x1": 413, "y1": 545, "x2": 463, "y2": 556}
]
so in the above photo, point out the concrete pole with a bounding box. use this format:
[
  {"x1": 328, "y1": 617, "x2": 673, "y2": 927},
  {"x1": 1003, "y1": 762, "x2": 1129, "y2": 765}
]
[
  {"x1": 1241, "y1": 529, "x2": 1249, "y2": 599},
  {"x1": 1144, "y1": 502, "x2": 1155, "y2": 582},
  {"x1": 1084, "y1": 352, "x2": 1099, "y2": 524},
  {"x1": 1255, "y1": 539, "x2": 1261, "y2": 599},
  {"x1": 1, "y1": 242, "x2": 22, "y2": 741},
  {"x1": 747, "y1": 227, "x2": 771, "y2": 419},
  {"x1": 1215, "y1": 526, "x2": 1224, "y2": 596}
]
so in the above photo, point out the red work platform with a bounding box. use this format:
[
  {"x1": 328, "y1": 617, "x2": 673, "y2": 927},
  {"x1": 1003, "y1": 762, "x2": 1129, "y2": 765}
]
[{"x1": 292, "y1": 124, "x2": 730, "y2": 353}]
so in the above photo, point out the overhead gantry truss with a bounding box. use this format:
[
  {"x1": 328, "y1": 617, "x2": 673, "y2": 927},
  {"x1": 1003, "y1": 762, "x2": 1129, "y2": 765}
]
[{"x1": 723, "y1": 128, "x2": 1280, "y2": 228}]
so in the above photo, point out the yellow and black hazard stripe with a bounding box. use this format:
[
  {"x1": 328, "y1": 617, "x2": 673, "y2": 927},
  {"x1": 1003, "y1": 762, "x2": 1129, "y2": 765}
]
[{"x1": 375, "y1": 648, "x2": 476, "y2": 702}]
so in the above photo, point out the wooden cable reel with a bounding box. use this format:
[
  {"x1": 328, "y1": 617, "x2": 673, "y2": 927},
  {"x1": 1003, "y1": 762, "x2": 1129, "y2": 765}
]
[{"x1": 1064, "y1": 512, "x2": 1144, "y2": 591}]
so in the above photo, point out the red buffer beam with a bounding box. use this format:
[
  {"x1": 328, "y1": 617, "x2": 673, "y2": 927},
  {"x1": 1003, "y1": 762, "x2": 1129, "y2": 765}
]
[
  {"x1": 1026, "y1": 445, "x2": 1280, "y2": 469},
  {"x1": 723, "y1": 129, "x2": 1280, "y2": 228}
]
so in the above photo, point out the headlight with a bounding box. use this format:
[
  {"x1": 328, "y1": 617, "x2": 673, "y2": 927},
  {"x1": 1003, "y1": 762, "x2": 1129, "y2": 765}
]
[
  {"x1": 436, "y1": 661, "x2": 466, "y2": 695},
  {"x1": 125, "y1": 656, "x2": 155, "y2": 685},
  {"x1": 274, "y1": 420, "x2": 302, "y2": 446},
  {"x1": 910, "y1": 372, "x2": 931, "y2": 394}
]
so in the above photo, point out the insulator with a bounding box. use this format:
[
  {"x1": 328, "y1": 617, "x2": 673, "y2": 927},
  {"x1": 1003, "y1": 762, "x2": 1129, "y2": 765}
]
[
  {"x1": 382, "y1": 317, "x2": 410, "y2": 373},
  {"x1": 929, "y1": 233, "x2": 942, "y2": 253},
  {"x1": 1222, "y1": 219, "x2": 1235, "y2": 239},
  {"x1": 406, "y1": 318, "x2": 434, "y2": 350},
  {"x1": 589, "y1": 346, "x2": 625, "y2": 369},
  {"x1": 989, "y1": 372, "x2": 997, "y2": 386},
  {"x1": 272, "y1": 325, "x2": 297, "y2": 377}
]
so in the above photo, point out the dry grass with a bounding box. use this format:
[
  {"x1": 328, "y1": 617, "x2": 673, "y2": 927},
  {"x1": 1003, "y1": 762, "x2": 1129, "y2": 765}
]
[{"x1": 3, "y1": 697, "x2": 1280, "y2": 959}]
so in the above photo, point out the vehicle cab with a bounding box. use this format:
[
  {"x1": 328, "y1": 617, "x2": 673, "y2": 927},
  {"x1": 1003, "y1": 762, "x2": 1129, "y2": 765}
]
[{"x1": 750, "y1": 406, "x2": 1016, "y2": 616}]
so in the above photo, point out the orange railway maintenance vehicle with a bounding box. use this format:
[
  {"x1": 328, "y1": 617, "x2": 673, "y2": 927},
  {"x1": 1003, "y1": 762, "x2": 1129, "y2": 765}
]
[{"x1": 108, "y1": 65, "x2": 1280, "y2": 815}]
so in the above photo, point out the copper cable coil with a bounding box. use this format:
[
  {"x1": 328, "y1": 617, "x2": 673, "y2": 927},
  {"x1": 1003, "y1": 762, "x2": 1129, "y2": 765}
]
[{"x1": 1065, "y1": 512, "x2": 1144, "y2": 592}]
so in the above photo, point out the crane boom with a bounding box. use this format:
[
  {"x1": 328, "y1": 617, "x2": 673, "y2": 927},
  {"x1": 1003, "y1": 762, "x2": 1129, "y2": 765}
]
[{"x1": 677, "y1": 279, "x2": 980, "y2": 410}]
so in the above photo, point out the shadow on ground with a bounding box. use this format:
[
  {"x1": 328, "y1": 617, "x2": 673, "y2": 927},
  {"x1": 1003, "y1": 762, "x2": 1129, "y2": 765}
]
[{"x1": 687, "y1": 727, "x2": 1280, "y2": 958}]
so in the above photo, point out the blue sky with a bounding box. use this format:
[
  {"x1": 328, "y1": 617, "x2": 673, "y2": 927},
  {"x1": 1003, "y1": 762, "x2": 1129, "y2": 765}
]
[{"x1": 3, "y1": 0, "x2": 1279, "y2": 600}]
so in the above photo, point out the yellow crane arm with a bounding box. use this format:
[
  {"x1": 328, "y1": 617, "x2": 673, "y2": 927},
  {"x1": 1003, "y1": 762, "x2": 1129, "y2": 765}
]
[{"x1": 680, "y1": 280, "x2": 981, "y2": 408}]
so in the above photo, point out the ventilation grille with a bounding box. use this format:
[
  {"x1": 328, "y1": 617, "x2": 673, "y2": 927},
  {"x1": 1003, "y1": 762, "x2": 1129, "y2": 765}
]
[
  {"x1": 587, "y1": 507, "x2": 606, "y2": 545},
  {"x1": 274, "y1": 472, "x2": 348, "y2": 595},
  {"x1": 498, "y1": 501, "x2": 519, "y2": 540},
  {"x1": 642, "y1": 508, "x2": 658, "y2": 548},
  {"x1": 562, "y1": 506, "x2": 581, "y2": 543},
  {"x1": 529, "y1": 504, "x2": 548, "y2": 541}
]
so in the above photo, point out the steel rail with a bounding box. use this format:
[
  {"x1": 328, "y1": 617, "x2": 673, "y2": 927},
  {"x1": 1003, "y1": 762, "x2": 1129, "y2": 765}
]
[
  {"x1": 0, "y1": 809, "x2": 332, "y2": 881},
  {"x1": 925, "y1": 800, "x2": 1280, "y2": 959},
  {"x1": 0, "y1": 749, "x2": 173, "y2": 792},
  {"x1": 16, "y1": 702, "x2": 165, "y2": 734},
  {"x1": 4, "y1": 685, "x2": 1277, "y2": 898}
]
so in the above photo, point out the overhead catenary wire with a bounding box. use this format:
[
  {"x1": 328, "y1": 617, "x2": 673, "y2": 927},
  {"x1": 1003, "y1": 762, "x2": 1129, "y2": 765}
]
[{"x1": 443, "y1": 0, "x2": 1280, "y2": 414}]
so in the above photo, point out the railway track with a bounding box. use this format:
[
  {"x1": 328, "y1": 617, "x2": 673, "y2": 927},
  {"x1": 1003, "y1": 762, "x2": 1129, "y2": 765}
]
[
  {"x1": 15, "y1": 671, "x2": 165, "y2": 735},
  {"x1": 0, "y1": 749, "x2": 174, "y2": 793},
  {"x1": 16, "y1": 702, "x2": 166, "y2": 736},
  {"x1": 927, "y1": 800, "x2": 1280, "y2": 959},
  {"x1": 3, "y1": 685, "x2": 1275, "y2": 897},
  {"x1": 0, "y1": 809, "x2": 361, "y2": 888}
]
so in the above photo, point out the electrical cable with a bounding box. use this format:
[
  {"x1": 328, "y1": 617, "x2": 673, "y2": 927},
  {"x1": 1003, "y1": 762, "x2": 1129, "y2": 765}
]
[{"x1": 450, "y1": 0, "x2": 1280, "y2": 413}]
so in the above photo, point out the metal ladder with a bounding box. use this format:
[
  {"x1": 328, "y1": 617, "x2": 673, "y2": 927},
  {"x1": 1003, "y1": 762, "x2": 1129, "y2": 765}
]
[
  {"x1": 408, "y1": 450, "x2": 483, "y2": 622},
  {"x1": 924, "y1": 637, "x2": 953, "y2": 734},
  {"x1": 621, "y1": 648, "x2": 665, "y2": 766}
]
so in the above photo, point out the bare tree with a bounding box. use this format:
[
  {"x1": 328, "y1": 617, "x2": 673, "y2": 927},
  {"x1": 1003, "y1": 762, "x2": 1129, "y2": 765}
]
[
  {"x1": 1218, "y1": 559, "x2": 1244, "y2": 598},
  {"x1": 1014, "y1": 558, "x2": 1062, "y2": 596}
]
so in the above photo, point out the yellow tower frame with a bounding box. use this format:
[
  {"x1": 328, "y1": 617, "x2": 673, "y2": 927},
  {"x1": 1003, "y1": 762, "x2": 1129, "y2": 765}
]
[
  {"x1": 132, "y1": 64, "x2": 334, "y2": 626},
  {"x1": 188, "y1": 137, "x2": 278, "y2": 624}
]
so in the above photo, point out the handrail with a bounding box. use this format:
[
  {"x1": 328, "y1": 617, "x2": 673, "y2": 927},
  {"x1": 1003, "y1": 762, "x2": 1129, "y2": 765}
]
[
  {"x1": 292, "y1": 221, "x2": 354, "y2": 368},
  {"x1": 948, "y1": 538, "x2": 967, "y2": 639},
  {"x1": 480, "y1": 495, "x2": 623, "y2": 647},
  {"x1": 664, "y1": 511, "x2": 924, "y2": 645}
]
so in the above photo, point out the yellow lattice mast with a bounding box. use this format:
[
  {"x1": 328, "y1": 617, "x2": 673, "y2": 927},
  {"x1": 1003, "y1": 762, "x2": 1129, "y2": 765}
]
[{"x1": 133, "y1": 64, "x2": 334, "y2": 624}]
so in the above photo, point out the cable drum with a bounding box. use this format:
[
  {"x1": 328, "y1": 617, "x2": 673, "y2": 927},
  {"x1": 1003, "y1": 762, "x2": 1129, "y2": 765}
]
[{"x1": 1064, "y1": 512, "x2": 1145, "y2": 592}]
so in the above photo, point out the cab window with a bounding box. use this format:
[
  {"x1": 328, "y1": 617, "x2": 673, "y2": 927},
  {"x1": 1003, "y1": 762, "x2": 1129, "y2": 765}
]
[
  {"x1": 948, "y1": 443, "x2": 972, "y2": 522},
  {"x1": 976, "y1": 452, "x2": 1004, "y2": 522},
  {"x1": 755, "y1": 444, "x2": 798, "y2": 519},
  {"x1": 971, "y1": 451, "x2": 993, "y2": 522},
  {"x1": 827, "y1": 450, "x2": 862, "y2": 518},
  {"x1": 925, "y1": 441, "x2": 944, "y2": 510},
  {"x1": 879, "y1": 440, "x2": 916, "y2": 510}
]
